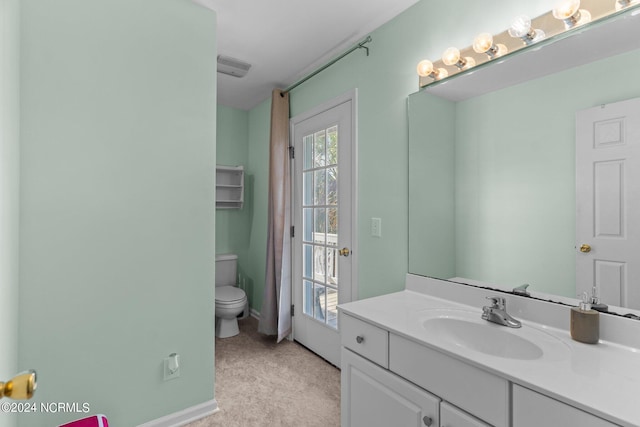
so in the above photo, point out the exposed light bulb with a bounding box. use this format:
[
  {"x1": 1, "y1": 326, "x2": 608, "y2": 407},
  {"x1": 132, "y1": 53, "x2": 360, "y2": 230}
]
[
  {"x1": 553, "y1": 0, "x2": 580, "y2": 20},
  {"x1": 553, "y1": 0, "x2": 591, "y2": 27},
  {"x1": 416, "y1": 60, "x2": 434, "y2": 77},
  {"x1": 442, "y1": 47, "x2": 461, "y2": 66},
  {"x1": 416, "y1": 60, "x2": 447, "y2": 80},
  {"x1": 441, "y1": 47, "x2": 474, "y2": 69},
  {"x1": 436, "y1": 68, "x2": 449, "y2": 79},
  {"x1": 473, "y1": 33, "x2": 494, "y2": 54},
  {"x1": 508, "y1": 15, "x2": 546, "y2": 44},
  {"x1": 473, "y1": 33, "x2": 508, "y2": 58},
  {"x1": 509, "y1": 15, "x2": 532, "y2": 38}
]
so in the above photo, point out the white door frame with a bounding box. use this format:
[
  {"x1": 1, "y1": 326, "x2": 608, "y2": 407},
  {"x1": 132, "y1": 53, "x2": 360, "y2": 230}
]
[{"x1": 289, "y1": 89, "x2": 359, "y2": 343}]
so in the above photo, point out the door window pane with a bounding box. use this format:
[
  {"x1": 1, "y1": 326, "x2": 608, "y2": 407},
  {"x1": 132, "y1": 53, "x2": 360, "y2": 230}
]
[
  {"x1": 303, "y1": 208, "x2": 313, "y2": 242},
  {"x1": 327, "y1": 207, "x2": 338, "y2": 244},
  {"x1": 327, "y1": 247, "x2": 338, "y2": 286},
  {"x1": 314, "y1": 208, "x2": 326, "y2": 244},
  {"x1": 303, "y1": 171, "x2": 313, "y2": 206},
  {"x1": 314, "y1": 170, "x2": 326, "y2": 205},
  {"x1": 327, "y1": 167, "x2": 337, "y2": 205},
  {"x1": 314, "y1": 130, "x2": 326, "y2": 167},
  {"x1": 326, "y1": 287, "x2": 338, "y2": 329},
  {"x1": 313, "y1": 284, "x2": 326, "y2": 322},
  {"x1": 327, "y1": 126, "x2": 338, "y2": 165},
  {"x1": 303, "y1": 244, "x2": 313, "y2": 279},
  {"x1": 314, "y1": 246, "x2": 326, "y2": 283},
  {"x1": 303, "y1": 134, "x2": 313, "y2": 170},
  {"x1": 303, "y1": 280, "x2": 314, "y2": 317}
]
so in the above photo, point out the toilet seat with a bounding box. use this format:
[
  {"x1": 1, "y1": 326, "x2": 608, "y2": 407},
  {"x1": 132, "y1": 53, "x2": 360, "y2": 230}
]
[{"x1": 216, "y1": 286, "x2": 247, "y2": 305}]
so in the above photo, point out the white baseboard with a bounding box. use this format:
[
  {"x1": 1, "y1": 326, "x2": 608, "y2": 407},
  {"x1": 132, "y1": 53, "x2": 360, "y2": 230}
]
[
  {"x1": 137, "y1": 399, "x2": 219, "y2": 427},
  {"x1": 250, "y1": 308, "x2": 260, "y2": 319}
]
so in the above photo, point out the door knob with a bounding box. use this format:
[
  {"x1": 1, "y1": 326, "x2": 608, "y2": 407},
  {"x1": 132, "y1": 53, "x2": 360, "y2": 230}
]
[
  {"x1": 0, "y1": 370, "x2": 37, "y2": 400},
  {"x1": 579, "y1": 244, "x2": 592, "y2": 253},
  {"x1": 339, "y1": 247, "x2": 350, "y2": 257}
]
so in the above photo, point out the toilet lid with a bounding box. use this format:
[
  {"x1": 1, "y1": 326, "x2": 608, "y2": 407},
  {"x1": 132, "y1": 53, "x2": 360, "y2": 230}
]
[{"x1": 216, "y1": 286, "x2": 246, "y2": 304}]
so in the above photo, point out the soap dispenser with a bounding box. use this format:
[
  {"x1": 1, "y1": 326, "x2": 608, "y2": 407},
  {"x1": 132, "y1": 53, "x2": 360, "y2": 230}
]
[{"x1": 570, "y1": 292, "x2": 599, "y2": 344}]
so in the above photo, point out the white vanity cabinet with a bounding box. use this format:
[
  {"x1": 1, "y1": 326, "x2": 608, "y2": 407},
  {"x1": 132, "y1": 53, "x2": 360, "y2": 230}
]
[
  {"x1": 341, "y1": 313, "x2": 494, "y2": 427},
  {"x1": 512, "y1": 385, "x2": 619, "y2": 427},
  {"x1": 440, "y1": 402, "x2": 491, "y2": 427},
  {"x1": 340, "y1": 310, "x2": 624, "y2": 427},
  {"x1": 341, "y1": 348, "x2": 440, "y2": 427},
  {"x1": 390, "y1": 334, "x2": 508, "y2": 427}
]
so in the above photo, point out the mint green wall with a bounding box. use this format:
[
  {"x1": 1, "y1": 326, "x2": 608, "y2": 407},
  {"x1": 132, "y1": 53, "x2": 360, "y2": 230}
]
[
  {"x1": 245, "y1": 100, "x2": 271, "y2": 311},
  {"x1": 216, "y1": 105, "x2": 254, "y2": 296},
  {"x1": 244, "y1": 0, "x2": 559, "y2": 310},
  {"x1": 216, "y1": 105, "x2": 249, "y2": 254},
  {"x1": 18, "y1": 1, "x2": 216, "y2": 425},
  {"x1": 0, "y1": 1, "x2": 19, "y2": 426},
  {"x1": 408, "y1": 92, "x2": 456, "y2": 278},
  {"x1": 455, "y1": 49, "x2": 640, "y2": 297}
]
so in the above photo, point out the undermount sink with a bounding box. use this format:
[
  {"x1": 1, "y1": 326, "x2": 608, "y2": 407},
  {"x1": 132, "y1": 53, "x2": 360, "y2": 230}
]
[{"x1": 421, "y1": 309, "x2": 567, "y2": 361}]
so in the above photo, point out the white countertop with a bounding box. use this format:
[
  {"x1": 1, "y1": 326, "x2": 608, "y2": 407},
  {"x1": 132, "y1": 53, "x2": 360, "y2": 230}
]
[{"x1": 339, "y1": 289, "x2": 640, "y2": 427}]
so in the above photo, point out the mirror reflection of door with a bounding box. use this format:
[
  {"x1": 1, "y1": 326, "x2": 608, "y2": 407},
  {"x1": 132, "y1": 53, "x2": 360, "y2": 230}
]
[{"x1": 576, "y1": 97, "x2": 640, "y2": 309}]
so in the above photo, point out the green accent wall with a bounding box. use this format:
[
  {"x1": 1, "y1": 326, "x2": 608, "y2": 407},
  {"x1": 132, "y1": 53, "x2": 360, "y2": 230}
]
[
  {"x1": 408, "y1": 49, "x2": 640, "y2": 298},
  {"x1": 245, "y1": 100, "x2": 272, "y2": 312},
  {"x1": 0, "y1": 1, "x2": 20, "y2": 426},
  {"x1": 216, "y1": 105, "x2": 253, "y2": 296},
  {"x1": 408, "y1": 92, "x2": 456, "y2": 279},
  {"x1": 454, "y1": 49, "x2": 640, "y2": 297},
  {"x1": 242, "y1": 0, "x2": 562, "y2": 310},
  {"x1": 18, "y1": 1, "x2": 217, "y2": 425}
]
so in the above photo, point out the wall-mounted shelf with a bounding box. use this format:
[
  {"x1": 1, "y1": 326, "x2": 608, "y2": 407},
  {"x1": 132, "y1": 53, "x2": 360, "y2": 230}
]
[{"x1": 216, "y1": 165, "x2": 244, "y2": 209}]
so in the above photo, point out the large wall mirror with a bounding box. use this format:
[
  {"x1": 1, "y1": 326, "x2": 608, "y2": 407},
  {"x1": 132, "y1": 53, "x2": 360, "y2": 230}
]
[{"x1": 408, "y1": 7, "x2": 640, "y2": 315}]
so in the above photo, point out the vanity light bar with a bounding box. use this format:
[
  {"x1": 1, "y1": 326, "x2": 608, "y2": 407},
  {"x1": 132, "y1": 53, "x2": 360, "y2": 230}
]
[{"x1": 417, "y1": 0, "x2": 640, "y2": 88}]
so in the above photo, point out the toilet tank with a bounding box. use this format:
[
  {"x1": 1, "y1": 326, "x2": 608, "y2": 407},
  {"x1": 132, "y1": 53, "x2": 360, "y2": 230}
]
[{"x1": 215, "y1": 254, "x2": 237, "y2": 287}]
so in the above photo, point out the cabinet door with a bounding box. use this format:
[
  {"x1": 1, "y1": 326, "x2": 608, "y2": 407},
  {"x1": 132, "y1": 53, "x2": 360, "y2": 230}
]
[
  {"x1": 440, "y1": 402, "x2": 491, "y2": 427},
  {"x1": 342, "y1": 348, "x2": 439, "y2": 427},
  {"x1": 513, "y1": 385, "x2": 619, "y2": 427},
  {"x1": 390, "y1": 334, "x2": 508, "y2": 427}
]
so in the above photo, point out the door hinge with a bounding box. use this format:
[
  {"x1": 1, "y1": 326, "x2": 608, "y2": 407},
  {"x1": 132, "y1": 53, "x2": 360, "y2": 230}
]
[
  {"x1": 289, "y1": 146, "x2": 295, "y2": 159},
  {"x1": 291, "y1": 304, "x2": 295, "y2": 316},
  {"x1": 291, "y1": 226, "x2": 295, "y2": 238}
]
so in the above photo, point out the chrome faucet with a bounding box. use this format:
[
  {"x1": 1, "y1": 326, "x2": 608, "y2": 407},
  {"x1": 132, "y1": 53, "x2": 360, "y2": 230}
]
[
  {"x1": 482, "y1": 296, "x2": 522, "y2": 328},
  {"x1": 512, "y1": 283, "x2": 530, "y2": 297}
]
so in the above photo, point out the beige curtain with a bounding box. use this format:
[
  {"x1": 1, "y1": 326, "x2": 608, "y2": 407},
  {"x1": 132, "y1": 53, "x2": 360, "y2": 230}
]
[{"x1": 258, "y1": 89, "x2": 292, "y2": 342}]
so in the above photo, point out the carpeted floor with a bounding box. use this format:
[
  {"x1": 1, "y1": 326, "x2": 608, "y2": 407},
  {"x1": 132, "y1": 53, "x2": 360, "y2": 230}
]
[{"x1": 188, "y1": 316, "x2": 341, "y2": 427}]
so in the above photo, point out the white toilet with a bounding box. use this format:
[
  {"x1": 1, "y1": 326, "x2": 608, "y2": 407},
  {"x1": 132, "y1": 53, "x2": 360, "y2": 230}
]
[{"x1": 215, "y1": 254, "x2": 248, "y2": 338}]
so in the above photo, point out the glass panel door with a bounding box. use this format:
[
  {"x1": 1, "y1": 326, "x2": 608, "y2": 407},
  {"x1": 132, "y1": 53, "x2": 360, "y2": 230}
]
[
  {"x1": 302, "y1": 126, "x2": 339, "y2": 329},
  {"x1": 292, "y1": 94, "x2": 354, "y2": 367}
]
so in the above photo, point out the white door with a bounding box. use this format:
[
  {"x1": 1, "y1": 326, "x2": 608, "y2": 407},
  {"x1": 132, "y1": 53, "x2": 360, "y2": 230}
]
[
  {"x1": 576, "y1": 97, "x2": 640, "y2": 309},
  {"x1": 291, "y1": 91, "x2": 357, "y2": 367}
]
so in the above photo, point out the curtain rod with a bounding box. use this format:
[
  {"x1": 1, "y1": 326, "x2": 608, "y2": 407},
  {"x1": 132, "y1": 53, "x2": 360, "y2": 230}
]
[{"x1": 282, "y1": 36, "x2": 372, "y2": 95}]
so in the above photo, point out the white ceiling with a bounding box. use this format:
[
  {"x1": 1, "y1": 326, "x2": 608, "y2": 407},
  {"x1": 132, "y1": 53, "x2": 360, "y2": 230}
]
[{"x1": 193, "y1": 0, "x2": 418, "y2": 110}]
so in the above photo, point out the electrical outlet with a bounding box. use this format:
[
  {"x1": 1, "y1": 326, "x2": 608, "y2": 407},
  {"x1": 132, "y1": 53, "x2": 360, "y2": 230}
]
[
  {"x1": 371, "y1": 217, "x2": 382, "y2": 237},
  {"x1": 164, "y1": 353, "x2": 180, "y2": 381}
]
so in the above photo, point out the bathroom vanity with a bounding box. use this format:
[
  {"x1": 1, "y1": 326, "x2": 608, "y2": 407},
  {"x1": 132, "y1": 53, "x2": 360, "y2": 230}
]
[{"x1": 339, "y1": 275, "x2": 640, "y2": 427}]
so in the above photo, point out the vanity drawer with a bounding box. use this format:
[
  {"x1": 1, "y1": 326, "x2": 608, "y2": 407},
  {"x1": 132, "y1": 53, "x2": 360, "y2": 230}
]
[
  {"x1": 341, "y1": 313, "x2": 389, "y2": 368},
  {"x1": 513, "y1": 385, "x2": 619, "y2": 427},
  {"x1": 389, "y1": 333, "x2": 509, "y2": 427}
]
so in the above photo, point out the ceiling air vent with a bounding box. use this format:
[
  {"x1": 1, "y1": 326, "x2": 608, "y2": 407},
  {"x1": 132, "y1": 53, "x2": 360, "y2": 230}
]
[{"x1": 217, "y1": 55, "x2": 251, "y2": 78}]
